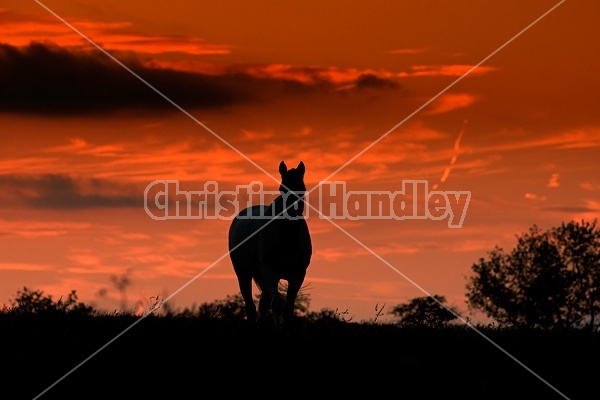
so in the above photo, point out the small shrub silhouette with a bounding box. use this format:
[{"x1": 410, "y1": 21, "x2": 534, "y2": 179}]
[
  {"x1": 5, "y1": 286, "x2": 95, "y2": 316},
  {"x1": 196, "y1": 293, "x2": 248, "y2": 320},
  {"x1": 389, "y1": 294, "x2": 459, "y2": 328}
]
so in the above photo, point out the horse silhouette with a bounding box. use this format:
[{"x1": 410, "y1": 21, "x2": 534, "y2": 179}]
[{"x1": 228, "y1": 161, "x2": 312, "y2": 324}]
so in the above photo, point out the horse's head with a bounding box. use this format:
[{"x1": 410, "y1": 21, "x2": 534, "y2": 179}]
[{"x1": 278, "y1": 161, "x2": 306, "y2": 218}]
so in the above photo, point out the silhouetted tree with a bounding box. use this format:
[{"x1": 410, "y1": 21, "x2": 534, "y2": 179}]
[
  {"x1": 6, "y1": 286, "x2": 95, "y2": 316},
  {"x1": 466, "y1": 219, "x2": 600, "y2": 330},
  {"x1": 389, "y1": 294, "x2": 459, "y2": 328}
]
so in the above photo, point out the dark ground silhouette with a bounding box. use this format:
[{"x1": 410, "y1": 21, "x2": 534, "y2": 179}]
[{"x1": 2, "y1": 312, "x2": 598, "y2": 400}]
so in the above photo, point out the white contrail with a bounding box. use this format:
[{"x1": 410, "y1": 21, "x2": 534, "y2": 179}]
[{"x1": 433, "y1": 119, "x2": 468, "y2": 190}]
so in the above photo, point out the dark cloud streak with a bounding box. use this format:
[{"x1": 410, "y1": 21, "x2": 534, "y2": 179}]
[
  {"x1": 355, "y1": 73, "x2": 401, "y2": 89},
  {"x1": 541, "y1": 205, "x2": 599, "y2": 213},
  {"x1": 0, "y1": 41, "x2": 247, "y2": 115},
  {"x1": 0, "y1": 174, "x2": 141, "y2": 209},
  {"x1": 0, "y1": 41, "x2": 403, "y2": 116}
]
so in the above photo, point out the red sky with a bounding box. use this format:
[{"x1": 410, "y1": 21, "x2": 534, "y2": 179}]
[{"x1": 1, "y1": 0, "x2": 599, "y2": 322}]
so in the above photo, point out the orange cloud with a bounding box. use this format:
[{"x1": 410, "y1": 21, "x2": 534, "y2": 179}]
[
  {"x1": 580, "y1": 182, "x2": 600, "y2": 191},
  {"x1": 425, "y1": 93, "x2": 478, "y2": 115},
  {"x1": 0, "y1": 156, "x2": 62, "y2": 175},
  {"x1": 46, "y1": 138, "x2": 125, "y2": 157},
  {"x1": 399, "y1": 64, "x2": 496, "y2": 77},
  {"x1": 452, "y1": 239, "x2": 502, "y2": 253},
  {"x1": 0, "y1": 262, "x2": 50, "y2": 271},
  {"x1": 205, "y1": 63, "x2": 495, "y2": 87},
  {"x1": 313, "y1": 246, "x2": 369, "y2": 262},
  {"x1": 0, "y1": 11, "x2": 231, "y2": 56},
  {"x1": 0, "y1": 219, "x2": 93, "y2": 238},
  {"x1": 67, "y1": 250, "x2": 102, "y2": 267},
  {"x1": 371, "y1": 243, "x2": 420, "y2": 255},
  {"x1": 547, "y1": 173, "x2": 560, "y2": 188},
  {"x1": 553, "y1": 129, "x2": 600, "y2": 149},
  {"x1": 572, "y1": 200, "x2": 600, "y2": 222},
  {"x1": 93, "y1": 34, "x2": 231, "y2": 55},
  {"x1": 474, "y1": 128, "x2": 600, "y2": 154},
  {"x1": 0, "y1": 20, "x2": 84, "y2": 47},
  {"x1": 387, "y1": 48, "x2": 427, "y2": 55},
  {"x1": 524, "y1": 193, "x2": 547, "y2": 201},
  {"x1": 223, "y1": 64, "x2": 400, "y2": 87}
]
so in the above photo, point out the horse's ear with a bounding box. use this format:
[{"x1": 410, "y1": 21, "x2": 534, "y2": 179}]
[
  {"x1": 297, "y1": 161, "x2": 305, "y2": 175},
  {"x1": 279, "y1": 161, "x2": 287, "y2": 175}
]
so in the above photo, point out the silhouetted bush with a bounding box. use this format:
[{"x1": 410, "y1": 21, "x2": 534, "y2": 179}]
[
  {"x1": 3, "y1": 286, "x2": 95, "y2": 317},
  {"x1": 389, "y1": 294, "x2": 459, "y2": 328},
  {"x1": 196, "y1": 293, "x2": 247, "y2": 320}
]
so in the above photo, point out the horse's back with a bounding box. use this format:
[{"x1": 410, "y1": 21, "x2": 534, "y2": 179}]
[{"x1": 229, "y1": 203, "x2": 312, "y2": 283}]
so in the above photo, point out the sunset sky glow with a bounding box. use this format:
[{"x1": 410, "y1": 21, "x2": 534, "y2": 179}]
[{"x1": 1, "y1": 0, "x2": 599, "y2": 323}]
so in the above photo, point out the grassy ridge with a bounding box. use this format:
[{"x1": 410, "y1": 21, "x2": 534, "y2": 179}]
[{"x1": 2, "y1": 313, "x2": 598, "y2": 400}]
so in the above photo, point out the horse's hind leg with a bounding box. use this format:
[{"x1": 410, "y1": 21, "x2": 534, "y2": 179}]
[
  {"x1": 258, "y1": 292, "x2": 271, "y2": 319},
  {"x1": 283, "y1": 273, "x2": 306, "y2": 322},
  {"x1": 254, "y1": 274, "x2": 272, "y2": 321},
  {"x1": 237, "y1": 274, "x2": 257, "y2": 322},
  {"x1": 255, "y1": 268, "x2": 282, "y2": 326}
]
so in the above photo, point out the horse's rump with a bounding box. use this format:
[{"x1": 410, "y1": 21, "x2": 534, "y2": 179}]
[{"x1": 228, "y1": 205, "x2": 269, "y2": 273}]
